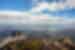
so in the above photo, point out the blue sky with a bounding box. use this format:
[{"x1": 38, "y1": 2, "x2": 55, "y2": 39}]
[
  {"x1": 0, "y1": 0, "x2": 32, "y2": 11},
  {"x1": 0, "y1": 0, "x2": 75, "y2": 17},
  {"x1": 0, "y1": 0, "x2": 74, "y2": 33}
]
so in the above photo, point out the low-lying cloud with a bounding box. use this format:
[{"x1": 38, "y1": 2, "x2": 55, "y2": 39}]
[{"x1": 0, "y1": 11, "x2": 74, "y2": 32}]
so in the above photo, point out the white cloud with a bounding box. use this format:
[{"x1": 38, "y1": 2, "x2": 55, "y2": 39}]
[
  {"x1": 31, "y1": 2, "x2": 48, "y2": 13},
  {"x1": 30, "y1": 2, "x2": 63, "y2": 13},
  {"x1": 0, "y1": 10, "x2": 24, "y2": 17},
  {"x1": 0, "y1": 10, "x2": 74, "y2": 31},
  {"x1": 65, "y1": 0, "x2": 75, "y2": 8},
  {"x1": 30, "y1": 0, "x2": 75, "y2": 14},
  {"x1": 55, "y1": 0, "x2": 75, "y2": 9},
  {"x1": 0, "y1": 0, "x2": 74, "y2": 32},
  {"x1": 0, "y1": 10, "x2": 74, "y2": 25}
]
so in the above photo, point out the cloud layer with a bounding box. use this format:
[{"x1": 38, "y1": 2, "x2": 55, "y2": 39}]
[
  {"x1": 0, "y1": 11, "x2": 74, "y2": 32},
  {"x1": 0, "y1": 0, "x2": 74, "y2": 32}
]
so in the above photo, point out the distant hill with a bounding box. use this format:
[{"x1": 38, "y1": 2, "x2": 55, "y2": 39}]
[
  {"x1": 0, "y1": 28, "x2": 75, "y2": 41},
  {"x1": 55, "y1": 28, "x2": 75, "y2": 41}
]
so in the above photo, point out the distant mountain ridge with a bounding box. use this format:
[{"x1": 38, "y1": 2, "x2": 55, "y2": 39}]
[{"x1": 0, "y1": 28, "x2": 75, "y2": 40}]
